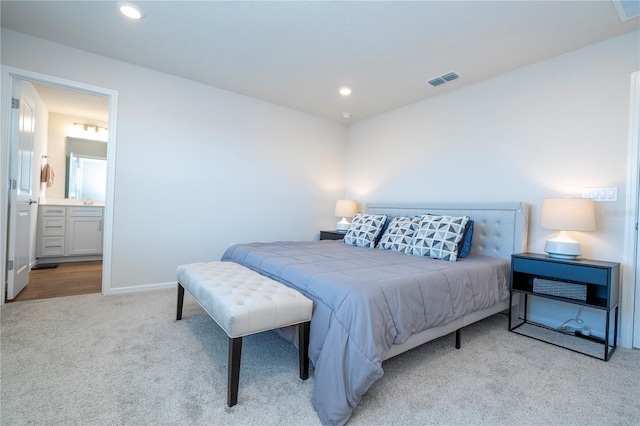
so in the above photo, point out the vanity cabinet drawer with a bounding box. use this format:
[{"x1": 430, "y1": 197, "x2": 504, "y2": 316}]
[
  {"x1": 67, "y1": 207, "x2": 103, "y2": 217},
  {"x1": 40, "y1": 217, "x2": 66, "y2": 236},
  {"x1": 40, "y1": 206, "x2": 66, "y2": 216},
  {"x1": 41, "y1": 236, "x2": 65, "y2": 256}
]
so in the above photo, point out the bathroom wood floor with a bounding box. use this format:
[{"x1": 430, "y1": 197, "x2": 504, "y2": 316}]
[{"x1": 11, "y1": 261, "x2": 102, "y2": 302}]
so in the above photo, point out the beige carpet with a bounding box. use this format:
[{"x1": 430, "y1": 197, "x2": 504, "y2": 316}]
[{"x1": 1, "y1": 288, "x2": 639, "y2": 425}]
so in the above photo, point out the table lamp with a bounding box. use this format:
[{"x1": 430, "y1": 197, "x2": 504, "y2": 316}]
[
  {"x1": 335, "y1": 199, "x2": 358, "y2": 232},
  {"x1": 540, "y1": 198, "x2": 596, "y2": 259}
]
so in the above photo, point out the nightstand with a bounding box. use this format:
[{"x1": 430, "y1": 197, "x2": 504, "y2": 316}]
[
  {"x1": 320, "y1": 230, "x2": 345, "y2": 241},
  {"x1": 509, "y1": 253, "x2": 620, "y2": 361}
]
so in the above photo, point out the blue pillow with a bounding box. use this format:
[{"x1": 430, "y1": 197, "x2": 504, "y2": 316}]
[{"x1": 458, "y1": 220, "x2": 474, "y2": 258}]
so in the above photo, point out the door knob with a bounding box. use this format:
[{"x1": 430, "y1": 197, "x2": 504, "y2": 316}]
[{"x1": 28, "y1": 199, "x2": 37, "y2": 205}]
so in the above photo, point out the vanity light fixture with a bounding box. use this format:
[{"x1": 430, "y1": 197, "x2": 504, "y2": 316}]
[
  {"x1": 74, "y1": 123, "x2": 107, "y2": 133},
  {"x1": 70, "y1": 123, "x2": 109, "y2": 142},
  {"x1": 119, "y1": 2, "x2": 144, "y2": 20},
  {"x1": 339, "y1": 87, "x2": 352, "y2": 96}
]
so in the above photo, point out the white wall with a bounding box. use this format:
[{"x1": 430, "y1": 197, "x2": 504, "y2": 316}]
[
  {"x1": 346, "y1": 31, "x2": 640, "y2": 338},
  {"x1": 1, "y1": 29, "x2": 348, "y2": 290}
]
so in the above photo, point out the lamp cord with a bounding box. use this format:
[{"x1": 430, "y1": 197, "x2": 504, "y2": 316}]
[{"x1": 556, "y1": 306, "x2": 585, "y2": 334}]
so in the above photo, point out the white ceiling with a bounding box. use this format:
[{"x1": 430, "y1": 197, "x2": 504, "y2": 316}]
[
  {"x1": 30, "y1": 82, "x2": 110, "y2": 122},
  {"x1": 2, "y1": 1, "x2": 639, "y2": 123}
]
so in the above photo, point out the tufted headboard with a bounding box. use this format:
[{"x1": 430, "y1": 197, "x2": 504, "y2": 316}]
[{"x1": 365, "y1": 202, "x2": 529, "y2": 260}]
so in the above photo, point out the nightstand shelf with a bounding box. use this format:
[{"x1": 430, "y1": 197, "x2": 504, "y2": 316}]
[
  {"x1": 509, "y1": 253, "x2": 620, "y2": 361},
  {"x1": 320, "y1": 230, "x2": 345, "y2": 241}
]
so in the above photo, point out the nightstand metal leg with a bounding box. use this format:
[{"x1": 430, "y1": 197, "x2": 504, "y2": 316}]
[
  {"x1": 605, "y1": 306, "x2": 611, "y2": 361},
  {"x1": 614, "y1": 306, "x2": 619, "y2": 348},
  {"x1": 508, "y1": 292, "x2": 513, "y2": 330}
]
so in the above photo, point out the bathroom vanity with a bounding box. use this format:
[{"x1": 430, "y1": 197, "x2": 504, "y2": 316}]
[{"x1": 36, "y1": 200, "x2": 104, "y2": 263}]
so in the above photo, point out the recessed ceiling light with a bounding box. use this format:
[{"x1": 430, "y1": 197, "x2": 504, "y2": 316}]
[
  {"x1": 339, "y1": 87, "x2": 352, "y2": 96},
  {"x1": 342, "y1": 112, "x2": 352, "y2": 119},
  {"x1": 119, "y1": 2, "x2": 144, "y2": 20}
]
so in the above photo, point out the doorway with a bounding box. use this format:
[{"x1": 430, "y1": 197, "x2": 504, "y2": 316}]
[{"x1": 1, "y1": 67, "x2": 117, "y2": 306}]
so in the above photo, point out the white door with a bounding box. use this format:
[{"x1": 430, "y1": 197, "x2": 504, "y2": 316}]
[{"x1": 7, "y1": 79, "x2": 36, "y2": 300}]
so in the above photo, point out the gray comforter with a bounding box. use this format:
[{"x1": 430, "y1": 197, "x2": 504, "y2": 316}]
[{"x1": 221, "y1": 240, "x2": 510, "y2": 425}]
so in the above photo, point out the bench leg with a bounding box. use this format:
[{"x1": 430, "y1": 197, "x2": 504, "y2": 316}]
[
  {"x1": 176, "y1": 283, "x2": 185, "y2": 321},
  {"x1": 228, "y1": 337, "x2": 243, "y2": 407},
  {"x1": 298, "y1": 321, "x2": 310, "y2": 380}
]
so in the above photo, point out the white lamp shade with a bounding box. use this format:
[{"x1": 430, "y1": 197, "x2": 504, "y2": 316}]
[
  {"x1": 334, "y1": 200, "x2": 357, "y2": 218},
  {"x1": 540, "y1": 198, "x2": 596, "y2": 259},
  {"x1": 540, "y1": 198, "x2": 596, "y2": 231},
  {"x1": 335, "y1": 199, "x2": 358, "y2": 232}
]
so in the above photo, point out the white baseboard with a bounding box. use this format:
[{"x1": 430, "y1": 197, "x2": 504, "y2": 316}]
[
  {"x1": 105, "y1": 281, "x2": 176, "y2": 295},
  {"x1": 37, "y1": 255, "x2": 103, "y2": 264}
]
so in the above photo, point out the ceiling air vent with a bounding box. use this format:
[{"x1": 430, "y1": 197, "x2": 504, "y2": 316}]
[
  {"x1": 427, "y1": 77, "x2": 446, "y2": 87},
  {"x1": 425, "y1": 71, "x2": 461, "y2": 87},
  {"x1": 441, "y1": 72, "x2": 460, "y2": 82}
]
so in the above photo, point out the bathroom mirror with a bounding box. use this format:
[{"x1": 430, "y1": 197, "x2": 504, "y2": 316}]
[
  {"x1": 66, "y1": 153, "x2": 107, "y2": 200},
  {"x1": 65, "y1": 137, "x2": 107, "y2": 200}
]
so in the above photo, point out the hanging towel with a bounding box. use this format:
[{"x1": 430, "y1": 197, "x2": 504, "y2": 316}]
[{"x1": 41, "y1": 163, "x2": 55, "y2": 188}]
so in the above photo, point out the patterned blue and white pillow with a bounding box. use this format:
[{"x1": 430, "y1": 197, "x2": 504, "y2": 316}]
[
  {"x1": 410, "y1": 214, "x2": 470, "y2": 261},
  {"x1": 343, "y1": 213, "x2": 387, "y2": 248},
  {"x1": 377, "y1": 216, "x2": 421, "y2": 253}
]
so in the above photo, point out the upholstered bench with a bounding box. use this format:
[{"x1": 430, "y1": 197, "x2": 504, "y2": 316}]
[{"x1": 175, "y1": 261, "x2": 313, "y2": 407}]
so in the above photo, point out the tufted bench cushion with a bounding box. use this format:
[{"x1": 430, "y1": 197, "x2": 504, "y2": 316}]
[
  {"x1": 177, "y1": 261, "x2": 313, "y2": 338},
  {"x1": 176, "y1": 260, "x2": 313, "y2": 407}
]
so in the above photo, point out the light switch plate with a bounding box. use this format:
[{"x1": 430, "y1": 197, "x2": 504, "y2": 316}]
[{"x1": 582, "y1": 187, "x2": 618, "y2": 203}]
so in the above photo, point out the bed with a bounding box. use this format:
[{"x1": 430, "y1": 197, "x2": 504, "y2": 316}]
[{"x1": 221, "y1": 202, "x2": 529, "y2": 425}]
